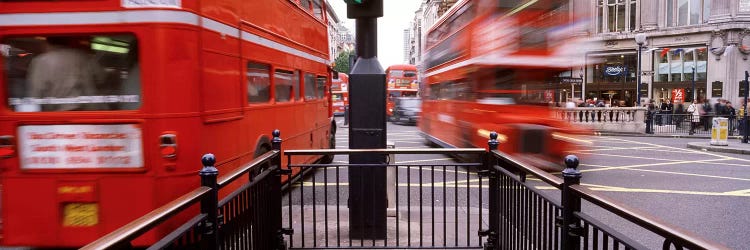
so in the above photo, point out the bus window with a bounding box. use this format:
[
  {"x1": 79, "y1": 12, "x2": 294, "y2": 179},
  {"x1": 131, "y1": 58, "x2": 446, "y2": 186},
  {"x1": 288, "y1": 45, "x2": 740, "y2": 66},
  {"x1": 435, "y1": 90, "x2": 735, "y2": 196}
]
[
  {"x1": 3, "y1": 34, "x2": 140, "y2": 112},
  {"x1": 316, "y1": 76, "x2": 327, "y2": 99},
  {"x1": 274, "y1": 69, "x2": 294, "y2": 102},
  {"x1": 313, "y1": 0, "x2": 325, "y2": 20},
  {"x1": 304, "y1": 73, "x2": 316, "y2": 100},
  {"x1": 404, "y1": 70, "x2": 417, "y2": 77},
  {"x1": 247, "y1": 62, "x2": 271, "y2": 103},
  {"x1": 389, "y1": 70, "x2": 404, "y2": 77}
]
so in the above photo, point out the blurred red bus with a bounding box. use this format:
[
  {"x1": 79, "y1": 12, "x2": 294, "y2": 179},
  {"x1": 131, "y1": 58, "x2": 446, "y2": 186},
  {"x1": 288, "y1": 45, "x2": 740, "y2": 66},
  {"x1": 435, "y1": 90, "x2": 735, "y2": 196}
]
[
  {"x1": 332, "y1": 72, "x2": 349, "y2": 116},
  {"x1": 419, "y1": 0, "x2": 588, "y2": 170},
  {"x1": 385, "y1": 64, "x2": 419, "y2": 120},
  {"x1": 0, "y1": 0, "x2": 335, "y2": 247}
]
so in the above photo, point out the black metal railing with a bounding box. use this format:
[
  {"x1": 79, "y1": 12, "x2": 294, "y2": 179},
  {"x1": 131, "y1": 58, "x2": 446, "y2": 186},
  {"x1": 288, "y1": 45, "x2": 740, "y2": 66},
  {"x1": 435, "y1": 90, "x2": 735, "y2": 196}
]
[
  {"x1": 81, "y1": 130, "x2": 286, "y2": 250},
  {"x1": 282, "y1": 148, "x2": 487, "y2": 249},
  {"x1": 483, "y1": 132, "x2": 727, "y2": 250},
  {"x1": 648, "y1": 113, "x2": 740, "y2": 135},
  {"x1": 85, "y1": 130, "x2": 728, "y2": 250}
]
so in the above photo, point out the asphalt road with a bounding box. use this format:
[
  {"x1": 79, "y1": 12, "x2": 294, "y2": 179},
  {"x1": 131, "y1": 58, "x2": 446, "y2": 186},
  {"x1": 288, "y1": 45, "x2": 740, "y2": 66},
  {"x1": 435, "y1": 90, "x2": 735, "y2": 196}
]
[{"x1": 282, "y1": 117, "x2": 749, "y2": 249}]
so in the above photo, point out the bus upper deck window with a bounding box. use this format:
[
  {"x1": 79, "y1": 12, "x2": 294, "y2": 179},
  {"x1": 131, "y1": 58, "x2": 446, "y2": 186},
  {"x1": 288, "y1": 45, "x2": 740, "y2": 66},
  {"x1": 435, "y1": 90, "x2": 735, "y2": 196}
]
[{"x1": 3, "y1": 34, "x2": 141, "y2": 112}]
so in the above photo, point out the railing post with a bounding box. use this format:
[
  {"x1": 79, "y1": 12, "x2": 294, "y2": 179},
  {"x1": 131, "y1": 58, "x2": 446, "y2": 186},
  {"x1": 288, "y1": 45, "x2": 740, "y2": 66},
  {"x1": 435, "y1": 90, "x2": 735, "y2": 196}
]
[
  {"x1": 480, "y1": 132, "x2": 500, "y2": 250},
  {"x1": 200, "y1": 153, "x2": 219, "y2": 250},
  {"x1": 560, "y1": 155, "x2": 582, "y2": 250},
  {"x1": 271, "y1": 130, "x2": 291, "y2": 250}
]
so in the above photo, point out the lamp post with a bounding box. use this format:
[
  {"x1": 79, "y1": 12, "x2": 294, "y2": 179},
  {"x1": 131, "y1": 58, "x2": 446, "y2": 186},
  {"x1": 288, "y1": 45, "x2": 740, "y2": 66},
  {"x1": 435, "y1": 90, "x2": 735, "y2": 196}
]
[
  {"x1": 635, "y1": 33, "x2": 647, "y2": 107},
  {"x1": 691, "y1": 66, "x2": 696, "y2": 104}
]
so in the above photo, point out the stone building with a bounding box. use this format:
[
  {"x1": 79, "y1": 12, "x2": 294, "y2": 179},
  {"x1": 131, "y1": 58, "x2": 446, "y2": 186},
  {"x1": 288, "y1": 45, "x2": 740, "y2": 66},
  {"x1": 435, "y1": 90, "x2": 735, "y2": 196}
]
[{"x1": 577, "y1": 0, "x2": 750, "y2": 107}]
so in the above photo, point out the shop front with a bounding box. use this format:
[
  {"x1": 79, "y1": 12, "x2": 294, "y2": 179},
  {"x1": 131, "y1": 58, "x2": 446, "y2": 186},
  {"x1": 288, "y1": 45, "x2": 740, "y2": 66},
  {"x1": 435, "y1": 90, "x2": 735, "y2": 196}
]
[
  {"x1": 651, "y1": 47, "x2": 708, "y2": 104},
  {"x1": 585, "y1": 52, "x2": 638, "y2": 106}
]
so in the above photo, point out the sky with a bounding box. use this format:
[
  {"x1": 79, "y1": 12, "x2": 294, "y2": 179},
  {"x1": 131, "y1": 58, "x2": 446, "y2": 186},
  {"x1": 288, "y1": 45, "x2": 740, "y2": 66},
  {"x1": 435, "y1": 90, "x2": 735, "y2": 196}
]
[{"x1": 328, "y1": 0, "x2": 423, "y2": 68}]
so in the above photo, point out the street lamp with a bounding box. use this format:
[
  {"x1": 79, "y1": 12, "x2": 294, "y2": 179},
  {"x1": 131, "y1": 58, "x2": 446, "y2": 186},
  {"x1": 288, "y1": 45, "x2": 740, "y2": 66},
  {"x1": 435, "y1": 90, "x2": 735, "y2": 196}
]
[
  {"x1": 635, "y1": 33, "x2": 647, "y2": 107},
  {"x1": 691, "y1": 66, "x2": 696, "y2": 103}
]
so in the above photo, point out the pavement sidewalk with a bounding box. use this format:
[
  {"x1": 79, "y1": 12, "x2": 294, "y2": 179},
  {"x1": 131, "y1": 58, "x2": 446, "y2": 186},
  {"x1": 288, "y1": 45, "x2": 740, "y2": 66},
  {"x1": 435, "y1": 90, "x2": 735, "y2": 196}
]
[
  {"x1": 592, "y1": 131, "x2": 750, "y2": 155},
  {"x1": 686, "y1": 140, "x2": 750, "y2": 155}
]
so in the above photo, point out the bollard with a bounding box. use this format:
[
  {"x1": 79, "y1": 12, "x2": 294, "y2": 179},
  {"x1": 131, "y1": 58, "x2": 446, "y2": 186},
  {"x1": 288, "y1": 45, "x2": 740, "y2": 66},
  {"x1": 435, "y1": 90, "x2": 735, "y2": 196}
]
[
  {"x1": 560, "y1": 155, "x2": 582, "y2": 250},
  {"x1": 200, "y1": 153, "x2": 219, "y2": 250}
]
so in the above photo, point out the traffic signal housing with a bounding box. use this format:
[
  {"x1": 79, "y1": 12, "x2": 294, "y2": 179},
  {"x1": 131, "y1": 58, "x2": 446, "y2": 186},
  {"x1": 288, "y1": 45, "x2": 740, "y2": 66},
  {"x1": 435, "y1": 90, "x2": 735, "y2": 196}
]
[{"x1": 345, "y1": 0, "x2": 382, "y2": 19}]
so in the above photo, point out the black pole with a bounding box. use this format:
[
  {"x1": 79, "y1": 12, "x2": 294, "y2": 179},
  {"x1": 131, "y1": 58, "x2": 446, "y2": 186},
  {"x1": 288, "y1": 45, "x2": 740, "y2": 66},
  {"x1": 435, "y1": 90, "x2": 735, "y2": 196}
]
[
  {"x1": 346, "y1": 0, "x2": 387, "y2": 239},
  {"x1": 356, "y1": 18, "x2": 377, "y2": 59},
  {"x1": 200, "y1": 154, "x2": 219, "y2": 250},
  {"x1": 691, "y1": 66, "x2": 696, "y2": 104},
  {"x1": 560, "y1": 155, "x2": 582, "y2": 250},
  {"x1": 637, "y1": 44, "x2": 642, "y2": 106},
  {"x1": 744, "y1": 71, "x2": 749, "y2": 143}
]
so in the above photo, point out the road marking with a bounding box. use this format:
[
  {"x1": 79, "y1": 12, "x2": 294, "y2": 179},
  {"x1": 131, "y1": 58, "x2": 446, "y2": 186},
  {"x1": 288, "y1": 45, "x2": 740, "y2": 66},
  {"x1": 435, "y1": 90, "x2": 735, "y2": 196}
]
[
  {"x1": 579, "y1": 158, "x2": 730, "y2": 172},
  {"x1": 574, "y1": 152, "x2": 686, "y2": 162},
  {"x1": 573, "y1": 146, "x2": 660, "y2": 152}
]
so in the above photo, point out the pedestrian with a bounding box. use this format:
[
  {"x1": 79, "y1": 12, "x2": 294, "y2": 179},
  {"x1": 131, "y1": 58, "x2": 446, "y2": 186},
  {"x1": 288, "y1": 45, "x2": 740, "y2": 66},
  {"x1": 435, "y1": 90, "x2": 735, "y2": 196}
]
[
  {"x1": 674, "y1": 101, "x2": 685, "y2": 128},
  {"x1": 727, "y1": 101, "x2": 736, "y2": 135},
  {"x1": 701, "y1": 99, "x2": 712, "y2": 131},
  {"x1": 27, "y1": 36, "x2": 107, "y2": 111},
  {"x1": 687, "y1": 100, "x2": 700, "y2": 135}
]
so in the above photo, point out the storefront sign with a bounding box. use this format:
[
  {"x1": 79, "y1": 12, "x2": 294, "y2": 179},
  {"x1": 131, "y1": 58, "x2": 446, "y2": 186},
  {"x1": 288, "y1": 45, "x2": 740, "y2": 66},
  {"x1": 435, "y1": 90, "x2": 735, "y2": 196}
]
[
  {"x1": 18, "y1": 124, "x2": 144, "y2": 169},
  {"x1": 559, "y1": 77, "x2": 583, "y2": 84},
  {"x1": 672, "y1": 88, "x2": 685, "y2": 102},
  {"x1": 604, "y1": 65, "x2": 627, "y2": 76}
]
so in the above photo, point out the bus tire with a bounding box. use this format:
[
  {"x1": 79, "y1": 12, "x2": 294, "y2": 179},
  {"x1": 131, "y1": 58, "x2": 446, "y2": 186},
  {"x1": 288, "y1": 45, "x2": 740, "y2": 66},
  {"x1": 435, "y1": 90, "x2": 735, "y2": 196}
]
[
  {"x1": 320, "y1": 123, "x2": 336, "y2": 164},
  {"x1": 253, "y1": 138, "x2": 272, "y2": 178}
]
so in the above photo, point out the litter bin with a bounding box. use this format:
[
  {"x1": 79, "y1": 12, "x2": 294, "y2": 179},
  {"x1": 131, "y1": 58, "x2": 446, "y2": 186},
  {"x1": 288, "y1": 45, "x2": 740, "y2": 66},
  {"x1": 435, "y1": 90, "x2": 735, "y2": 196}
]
[{"x1": 711, "y1": 117, "x2": 729, "y2": 146}]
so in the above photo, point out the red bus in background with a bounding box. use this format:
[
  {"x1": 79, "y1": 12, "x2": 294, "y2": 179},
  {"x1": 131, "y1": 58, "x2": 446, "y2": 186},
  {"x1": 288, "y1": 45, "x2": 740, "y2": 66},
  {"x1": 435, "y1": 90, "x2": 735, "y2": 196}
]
[
  {"x1": 332, "y1": 72, "x2": 349, "y2": 116},
  {"x1": 419, "y1": 0, "x2": 589, "y2": 171},
  {"x1": 0, "y1": 0, "x2": 334, "y2": 247},
  {"x1": 385, "y1": 64, "x2": 419, "y2": 121}
]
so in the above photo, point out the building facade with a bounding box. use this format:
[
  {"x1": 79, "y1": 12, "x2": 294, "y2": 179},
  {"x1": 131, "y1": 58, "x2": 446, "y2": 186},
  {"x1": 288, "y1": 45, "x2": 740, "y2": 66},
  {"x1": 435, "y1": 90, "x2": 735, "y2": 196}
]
[
  {"x1": 580, "y1": 0, "x2": 750, "y2": 107},
  {"x1": 408, "y1": 0, "x2": 459, "y2": 74},
  {"x1": 324, "y1": 1, "x2": 355, "y2": 64},
  {"x1": 403, "y1": 29, "x2": 411, "y2": 63}
]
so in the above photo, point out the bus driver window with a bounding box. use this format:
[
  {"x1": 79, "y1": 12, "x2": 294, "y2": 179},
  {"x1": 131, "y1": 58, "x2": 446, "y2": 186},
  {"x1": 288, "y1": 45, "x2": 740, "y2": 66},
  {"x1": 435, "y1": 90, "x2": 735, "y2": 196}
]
[{"x1": 3, "y1": 35, "x2": 141, "y2": 112}]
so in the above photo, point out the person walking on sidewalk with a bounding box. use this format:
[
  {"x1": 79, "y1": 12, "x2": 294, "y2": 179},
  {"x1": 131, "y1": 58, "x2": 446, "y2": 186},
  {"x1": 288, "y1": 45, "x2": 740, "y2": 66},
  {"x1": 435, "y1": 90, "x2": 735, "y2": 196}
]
[
  {"x1": 727, "y1": 102, "x2": 737, "y2": 135},
  {"x1": 688, "y1": 101, "x2": 700, "y2": 135}
]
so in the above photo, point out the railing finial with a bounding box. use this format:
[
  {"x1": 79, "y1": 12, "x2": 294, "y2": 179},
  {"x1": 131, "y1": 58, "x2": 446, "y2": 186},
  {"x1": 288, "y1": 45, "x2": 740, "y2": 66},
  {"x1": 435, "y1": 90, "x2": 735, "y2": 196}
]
[
  {"x1": 201, "y1": 153, "x2": 217, "y2": 174},
  {"x1": 488, "y1": 131, "x2": 499, "y2": 151},
  {"x1": 562, "y1": 155, "x2": 581, "y2": 178},
  {"x1": 272, "y1": 129, "x2": 282, "y2": 151}
]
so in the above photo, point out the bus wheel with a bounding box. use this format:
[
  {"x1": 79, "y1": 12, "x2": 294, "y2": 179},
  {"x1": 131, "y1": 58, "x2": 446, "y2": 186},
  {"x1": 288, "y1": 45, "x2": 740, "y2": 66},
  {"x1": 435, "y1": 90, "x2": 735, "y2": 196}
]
[
  {"x1": 253, "y1": 143, "x2": 272, "y2": 179},
  {"x1": 321, "y1": 125, "x2": 336, "y2": 164}
]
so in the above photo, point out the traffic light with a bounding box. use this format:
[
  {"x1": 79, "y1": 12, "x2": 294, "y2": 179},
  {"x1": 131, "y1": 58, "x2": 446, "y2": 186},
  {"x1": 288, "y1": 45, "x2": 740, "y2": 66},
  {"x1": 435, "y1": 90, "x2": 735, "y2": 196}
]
[{"x1": 345, "y1": 0, "x2": 382, "y2": 19}]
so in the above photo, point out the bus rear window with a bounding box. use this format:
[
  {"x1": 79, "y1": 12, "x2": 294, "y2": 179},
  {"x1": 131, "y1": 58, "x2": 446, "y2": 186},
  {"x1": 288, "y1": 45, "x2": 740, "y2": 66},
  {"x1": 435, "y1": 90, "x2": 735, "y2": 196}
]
[{"x1": 2, "y1": 34, "x2": 141, "y2": 112}]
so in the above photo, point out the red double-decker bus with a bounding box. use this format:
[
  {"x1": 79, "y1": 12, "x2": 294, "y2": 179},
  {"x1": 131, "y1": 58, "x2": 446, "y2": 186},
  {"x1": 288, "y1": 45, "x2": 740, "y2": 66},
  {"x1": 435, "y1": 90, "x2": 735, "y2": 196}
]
[
  {"x1": 385, "y1": 64, "x2": 418, "y2": 121},
  {"x1": 419, "y1": 0, "x2": 588, "y2": 170},
  {"x1": 0, "y1": 0, "x2": 335, "y2": 247},
  {"x1": 332, "y1": 72, "x2": 349, "y2": 116}
]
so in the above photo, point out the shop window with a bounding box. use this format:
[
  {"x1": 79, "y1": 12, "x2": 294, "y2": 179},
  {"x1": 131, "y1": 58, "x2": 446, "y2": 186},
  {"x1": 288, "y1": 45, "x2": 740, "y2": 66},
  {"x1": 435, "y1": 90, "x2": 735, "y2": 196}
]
[
  {"x1": 711, "y1": 81, "x2": 722, "y2": 97},
  {"x1": 666, "y1": 0, "x2": 710, "y2": 27},
  {"x1": 653, "y1": 47, "x2": 707, "y2": 83},
  {"x1": 596, "y1": 0, "x2": 637, "y2": 33},
  {"x1": 588, "y1": 54, "x2": 636, "y2": 84},
  {"x1": 248, "y1": 62, "x2": 271, "y2": 103}
]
